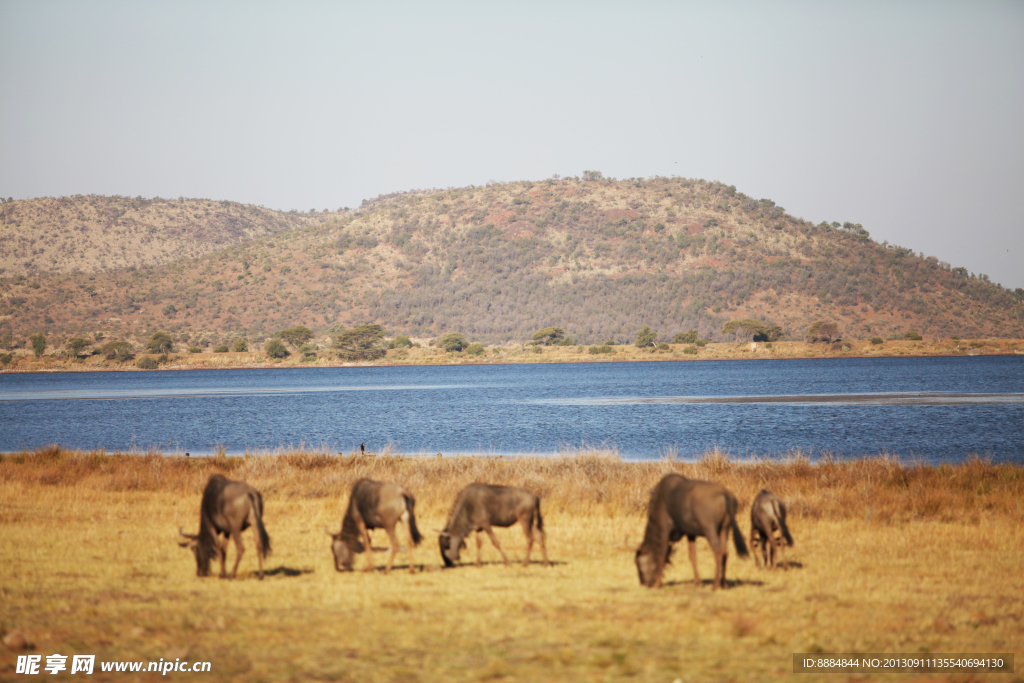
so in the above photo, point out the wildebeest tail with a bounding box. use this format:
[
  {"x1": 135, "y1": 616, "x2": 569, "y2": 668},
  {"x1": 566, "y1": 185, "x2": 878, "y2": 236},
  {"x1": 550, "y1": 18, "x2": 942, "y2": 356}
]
[
  {"x1": 404, "y1": 493, "x2": 423, "y2": 545},
  {"x1": 728, "y1": 498, "x2": 749, "y2": 558},
  {"x1": 534, "y1": 497, "x2": 544, "y2": 532},
  {"x1": 249, "y1": 491, "x2": 271, "y2": 558},
  {"x1": 776, "y1": 501, "x2": 794, "y2": 546}
]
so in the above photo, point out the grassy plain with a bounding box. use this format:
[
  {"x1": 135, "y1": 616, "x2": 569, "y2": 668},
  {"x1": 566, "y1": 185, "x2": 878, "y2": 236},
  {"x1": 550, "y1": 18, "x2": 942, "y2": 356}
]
[{"x1": 1, "y1": 448, "x2": 1022, "y2": 682}]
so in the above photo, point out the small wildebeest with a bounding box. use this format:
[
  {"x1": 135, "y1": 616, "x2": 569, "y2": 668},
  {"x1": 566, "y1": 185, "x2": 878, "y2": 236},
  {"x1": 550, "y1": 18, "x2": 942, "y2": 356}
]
[
  {"x1": 635, "y1": 473, "x2": 748, "y2": 590},
  {"x1": 438, "y1": 483, "x2": 549, "y2": 568},
  {"x1": 328, "y1": 479, "x2": 422, "y2": 574},
  {"x1": 749, "y1": 489, "x2": 793, "y2": 569},
  {"x1": 178, "y1": 474, "x2": 270, "y2": 580}
]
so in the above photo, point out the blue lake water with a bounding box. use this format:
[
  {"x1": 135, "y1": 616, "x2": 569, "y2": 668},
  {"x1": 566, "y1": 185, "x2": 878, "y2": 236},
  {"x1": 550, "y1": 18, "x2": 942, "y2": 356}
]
[{"x1": 0, "y1": 356, "x2": 1022, "y2": 463}]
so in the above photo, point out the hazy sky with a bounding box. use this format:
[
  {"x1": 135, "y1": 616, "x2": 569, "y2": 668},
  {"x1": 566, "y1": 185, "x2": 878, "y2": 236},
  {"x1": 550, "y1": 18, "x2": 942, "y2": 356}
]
[{"x1": 2, "y1": 1, "x2": 1022, "y2": 289}]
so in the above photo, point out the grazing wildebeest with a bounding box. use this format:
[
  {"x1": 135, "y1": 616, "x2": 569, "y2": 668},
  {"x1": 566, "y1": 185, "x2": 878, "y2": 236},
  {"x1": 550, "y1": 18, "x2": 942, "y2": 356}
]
[
  {"x1": 438, "y1": 483, "x2": 549, "y2": 568},
  {"x1": 635, "y1": 473, "x2": 748, "y2": 590},
  {"x1": 328, "y1": 479, "x2": 422, "y2": 574},
  {"x1": 749, "y1": 489, "x2": 793, "y2": 569},
  {"x1": 178, "y1": 474, "x2": 270, "y2": 580}
]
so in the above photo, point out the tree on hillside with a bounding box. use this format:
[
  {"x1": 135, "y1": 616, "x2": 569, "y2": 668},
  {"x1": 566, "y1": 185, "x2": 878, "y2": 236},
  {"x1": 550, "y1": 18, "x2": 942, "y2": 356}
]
[
  {"x1": 100, "y1": 341, "x2": 133, "y2": 362},
  {"x1": 721, "y1": 318, "x2": 767, "y2": 341},
  {"x1": 531, "y1": 327, "x2": 566, "y2": 346},
  {"x1": 437, "y1": 332, "x2": 468, "y2": 353},
  {"x1": 146, "y1": 332, "x2": 174, "y2": 354},
  {"x1": 277, "y1": 325, "x2": 314, "y2": 348},
  {"x1": 634, "y1": 325, "x2": 657, "y2": 348},
  {"x1": 29, "y1": 333, "x2": 47, "y2": 357},
  {"x1": 333, "y1": 324, "x2": 386, "y2": 360},
  {"x1": 807, "y1": 321, "x2": 840, "y2": 342},
  {"x1": 231, "y1": 339, "x2": 249, "y2": 352},
  {"x1": 388, "y1": 334, "x2": 413, "y2": 349},
  {"x1": 674, "y1": 329, "x2": 699, "y2": 344},
  {"x1": 65, "y1": 337, "x2": 92, "y2": 357},
  {"x1": 265, "y1": 338, "x2": 289, "y2": 358},
  {"x1": 753, "y1": 324, "x2": 783, "y2": 342}
]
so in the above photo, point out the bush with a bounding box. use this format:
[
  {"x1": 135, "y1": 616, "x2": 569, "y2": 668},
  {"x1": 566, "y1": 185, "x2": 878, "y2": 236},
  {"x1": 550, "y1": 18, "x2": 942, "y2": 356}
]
[
  {"x1": 65, "y1": 338, "x2": 92, "y2": 357},
  {"x1": 657, "y1": 342, "x2": 670, "y2": 351},
  {"x1": 333, "y1": 324, "x2": 387, "y2": 360},
  {"x1": 904, "y1": 331, "x2": 922, "y2": 340},
  {"x1": 213, "y1": 345, "x2": 229, "y2": 353},
  {"x1": 531, "y1": 327, "x2": 565, "y2": 346},
  {"x1": 870, "y1": 337, "x2": 884, "y2": 345},
  {"x1": 528, "y1": 345, "x2": 542, "y2": 354},
  {"x1": 29, "y1": 333, "x2": 46, "y2": 357},
  {"x1": 466, "y1": 343, "x2": 485, "y2": 356},
  {"x1": 635, "y1": 325, "x2": 657, "y2": 348},
  {"x1": 674, "y1": 329, "x2": 699, "y2": 344},
  {"x1": 232, "y1": 339, "x2": 248, "y2": 352},
  {"x1": 278, "y1": 326, "x2": 314, "y2": 348},
  {"x1": 389, "y1": 334, "x2": 413, "y2": 349},
  {"x1": 136, "y1": 357, "x2": 158, "y2": 370},
  {"x1": 588, "y1": 345, "x2": 614, "y2": 355},
  {"x1": 695, "y1": 339, "x2": 708, "y2": 347},
  {"x1": 146, "y1": 332, "x2": 174, "y2": 354},
  {"x1": 682, "y1": 345, "x2": 698, "y2": 355},
  {"x1": 0, "y1": 353, "x2": 13, "y2": 366},
  {"x1": 437, "y1": 332, "x2": 469, "y2": 353},
  {"x1": 100, "y1": 341, "x2": 132, "y2": 362},
  {"x1": 189, "y1": 347, "x2": 203, "y2": 354},
  {"x1": 265, "y1": 338, "x2": 289, "y2": 358}
]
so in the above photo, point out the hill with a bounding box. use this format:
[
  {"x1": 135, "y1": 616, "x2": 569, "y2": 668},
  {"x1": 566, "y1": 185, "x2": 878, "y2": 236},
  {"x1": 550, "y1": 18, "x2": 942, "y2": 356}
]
[
  {"x1": 0, "y1": 195, "x2": 340, "y2": 275},
  {"x1": 1, "y1": 177, "x2": 1022, "y2": 354}
]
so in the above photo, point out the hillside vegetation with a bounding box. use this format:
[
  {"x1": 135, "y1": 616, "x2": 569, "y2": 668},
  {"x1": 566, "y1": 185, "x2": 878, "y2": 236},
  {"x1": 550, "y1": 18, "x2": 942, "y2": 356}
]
[
  {"x1": 0, "y1": 195, "x2": 339, "y2": 275},
  {"x1": 1, "y1": 177, "x2": 1022, "y2": 353}
]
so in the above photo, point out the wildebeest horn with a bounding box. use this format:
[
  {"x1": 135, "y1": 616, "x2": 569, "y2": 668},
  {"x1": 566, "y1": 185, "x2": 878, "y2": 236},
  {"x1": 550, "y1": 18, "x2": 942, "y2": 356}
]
[
  {"x1": 178, "y1": 526, "x2": 198, "y2": 540},
  {"x1": 324, "y1": 526, "x2": 336, "y2": 536}
]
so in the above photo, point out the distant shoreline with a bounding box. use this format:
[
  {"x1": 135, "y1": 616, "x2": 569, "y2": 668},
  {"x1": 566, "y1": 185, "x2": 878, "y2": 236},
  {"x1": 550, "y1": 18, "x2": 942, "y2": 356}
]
[{"x1": 1, "y1": 338, "x2": 1021, "y2": 374}]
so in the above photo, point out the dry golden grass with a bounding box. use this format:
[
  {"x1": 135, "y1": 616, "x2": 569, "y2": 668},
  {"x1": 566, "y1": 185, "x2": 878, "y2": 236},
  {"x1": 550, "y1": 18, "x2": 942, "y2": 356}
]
[{"x1": 1, "y1": 447, "x2": 1022, "y2": 682}]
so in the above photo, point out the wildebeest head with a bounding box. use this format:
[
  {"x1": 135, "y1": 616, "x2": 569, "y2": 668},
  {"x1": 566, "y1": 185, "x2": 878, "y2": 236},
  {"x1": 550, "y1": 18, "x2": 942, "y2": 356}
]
[
  {"x1": 178, "y1": 528, "x2": 213, "y2": 577},
  {"x1": 326, "y1": 528, "x2": 364, "y2": 572},
  {"x1": 438, "y1": 532, "x2": 467, "y2": 567},
  {"x1": 635, "y1": 548, "x2": 660, "y2": 587}
]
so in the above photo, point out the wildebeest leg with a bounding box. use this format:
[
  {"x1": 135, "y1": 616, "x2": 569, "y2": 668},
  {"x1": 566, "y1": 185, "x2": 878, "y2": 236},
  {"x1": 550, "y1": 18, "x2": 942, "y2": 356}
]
[
  {"x1": 687, "y1": 536, "x2": 700, "y2": 587},
  {"x1": 537, "y1": 526, "x2": 549, "y2": 567},
  {"x1": 360, "y1": 522, "x2": 375, "y2": 572},
  {"x1": 229, "y1": 529, "x2": 245, "y2": 579},
  {"x1": 217, "y1": 534, "x2": 229, "y2": 578},
  {"x1": 714, "y1": 526, "x2": 729, "y2": 590},
  {"x1": 383, "y1": 523, "x2": 400, "y2": 575},
  {"x1": 750, "y1": 528, "x2": 762, "y2": 568},
  {"x1": 521, "y1": 516, "x2": 534, "y2": 567},
  {"x1": 475, "y1": 531, "x2": 484, "y2": 566},
  {"x1": 484, "y1": 527, "x2": 510, "y2": 566},
  {"x1": 776, "y1": 528, "x2": 787, "y2": 569},
  {"x1": 403, "y1": 513, "x2": 416, "y2": 574}
]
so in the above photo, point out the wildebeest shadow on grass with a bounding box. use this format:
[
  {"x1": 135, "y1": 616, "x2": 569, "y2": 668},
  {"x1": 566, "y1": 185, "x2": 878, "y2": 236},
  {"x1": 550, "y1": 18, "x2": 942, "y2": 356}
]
[
  {"x1": 257, "y1": 566, "x2": 315, "y2": 578},
  {"x1": 661, "y1": 577, "x2": 765, "y2": 589},
  {"x1": 438, "y1": 559, "x2": 566, "y2": 570}
]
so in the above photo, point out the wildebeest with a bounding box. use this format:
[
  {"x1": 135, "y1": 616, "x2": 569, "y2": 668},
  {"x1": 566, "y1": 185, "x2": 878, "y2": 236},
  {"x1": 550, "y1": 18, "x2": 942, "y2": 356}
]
[
  {"x1": 328, "y1": 479, "x2": 422, "y2": 574},
  {"x1": 178, "y1": 474, "x2": 270, "y2": 580},
  {"x1": 635, "y1": 473, "x2": 748, "y2": 590},
  {"x1": 749, "y1": 489, "x2": 793, "y2": 569},
  {"x1": 438, "y1": 483, "x2": 549, "y2": 568}
]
